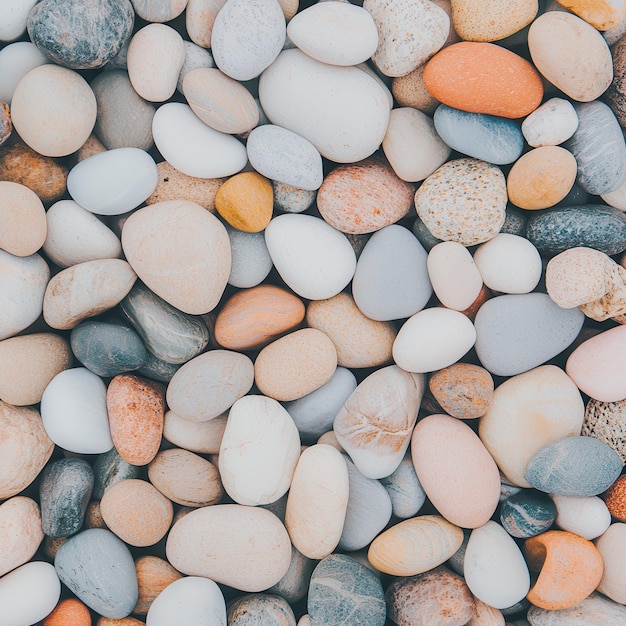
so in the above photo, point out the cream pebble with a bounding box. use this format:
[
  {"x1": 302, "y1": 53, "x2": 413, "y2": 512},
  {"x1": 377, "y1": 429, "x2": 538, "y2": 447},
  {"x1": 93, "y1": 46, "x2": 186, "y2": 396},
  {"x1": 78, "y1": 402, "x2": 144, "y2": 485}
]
[
  {"x1": 0, "y1": 181, "x2": 46, "y2": 257},
  {"x1": 0, "y1": 497, "x2": 44, "y2": 578},
  {"x1": 521, "y1": 97, "x2": 579, "y2": 147},
  {"x1": 553, "y1": 495, "x2": 611, "y2": 540}
]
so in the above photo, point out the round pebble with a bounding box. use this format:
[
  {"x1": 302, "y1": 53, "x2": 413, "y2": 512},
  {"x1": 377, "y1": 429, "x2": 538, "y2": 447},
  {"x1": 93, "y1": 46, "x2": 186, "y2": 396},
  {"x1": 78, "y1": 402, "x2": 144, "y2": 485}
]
[
  {"x1": 0, "y1": 496, "x2": 44, "y2": 578},
  {"x1": 552, "y1": 495, "x2": 611, "y2": 540},
  {"x1": 521, "y1": 98, "x2": 579, "y2": 147},
  {"x1": 228, "y1": 593, "x2": 296, "y2": 626},
  {"x1": 215, "y1": 172, "x2": 273, "y2": 232},
  {"x1": 225, "y1": 225, "x2": 273, "y2": 289},
  {"x1": 43, "y1": 598, "x2": 91, "y2": 626},
  {"x1": 0, "y1": 181, "x2": 46, "y2": 256}
]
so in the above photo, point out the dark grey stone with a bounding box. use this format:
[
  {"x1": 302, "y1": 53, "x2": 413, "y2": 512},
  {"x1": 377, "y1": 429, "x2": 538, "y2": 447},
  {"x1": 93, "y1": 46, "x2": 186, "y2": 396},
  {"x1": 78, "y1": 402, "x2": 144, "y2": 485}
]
[
  {"x1": 137, "y1": 352, "x2": 181, "y2": 383},
  {"x1": 412, "y1": 216, "x2": 443, "y2": 252},
  {"x1": 500, "y1": 206, "x2": 528, "y2": 237},
  {"x1": 500, "y1": 490, "x2": 557, "y2": 538}
]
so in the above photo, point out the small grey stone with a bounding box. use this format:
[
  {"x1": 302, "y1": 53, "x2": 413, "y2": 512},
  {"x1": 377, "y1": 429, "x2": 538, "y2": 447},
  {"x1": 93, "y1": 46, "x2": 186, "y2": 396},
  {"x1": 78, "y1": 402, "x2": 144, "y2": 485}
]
[
  {"x1": 380, "y1": 453, "x2": 426, "y2": 519},
  {"x1": 447, "y1": 530, "x2": 470, "y2": 577},
  {"x1": 176, "y1": 41, "x2": 215, "y2": 93},
  {"x1": 269, "y1": 545, "x2": 317, "y2": 604},
  {"x1": 500, "y1": 206, "x2": 528, "y2": 237},
  {"x1": 412, "y1": 216, "x2": 443, "y2": 252},
  {"x1": 228, "y1": 593, "x2": 296, "y2": 626},
  {"x1": 227, "y1": 225, "x2": 273, "y2": 288},
  {"x1": 137, "y1": 353, "x2": 181, "y2": 383}
]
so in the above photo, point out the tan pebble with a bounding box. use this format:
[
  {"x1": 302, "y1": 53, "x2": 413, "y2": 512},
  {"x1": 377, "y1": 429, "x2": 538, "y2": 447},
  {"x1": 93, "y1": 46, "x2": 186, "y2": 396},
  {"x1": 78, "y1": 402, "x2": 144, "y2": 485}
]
[
  {"x1": 0, "y1": 181, "x2": 46, "y2": 256},
  {"x1": 77, "y1": 133, "x2": 107, "y2": 162},
  {"x1": 316, "y1": 158, "x2": 414, "y2": 234},
  {"x1": 583, "y1": 398, "x2": 626, "y2": 464},
  {"x1": 148, "y1": 448, "x2": 223, "y2": 507},
  {"x1": 107, "y1": 374, "x2": 164, "y2": 466},
  {"x1": 0, "y1": 333, "x2": 72, "y2": 406},
  {"x1": 97, "y1": 618, "x2": 145, "y2": 626},
  {"x1": 0, "y1": 401, "x2": 54, "y2": 499},
  {"x1": 84, "y1": 500, "x2": 107, "y2": 529},
  {"x1": 468, "y1": 597, "x2": 505, "y2": 626},
  {"x1": 297, "y1": 616, "x2": 311, "y2": 626},
  {"x1": 255, "y1": 328, "x2": 337, "y2": 401},
  {"x1": 279, "y1": 0, "x2": 298, "y2": 20},
  {"x1": 606, "y1": 35, "x2": 626, "y2": 127},
  {"x1": 306, "y1": 293, "x2": 395, "y2": 368},
  {"x1": 186, "y1": 0, "x2": 227, "y2": 48},
  {"x1": 163, "y1": 410, "x2": 227, "y2": 454},
  {"x1": 43, "y1": 536, "x2": 67, "y2": 559},
  {"x1": 0, "y1": 140, "x2": 68, "y2": 204},
  {"x1": 43, "y1": 259, "x2": 137, "y2": 330},
  {"x1": 134, "y1": 555, "x2": 183, "y2": 615},
  {"x1": 558, "y1": 0, "x2": 626, "y2": 29},
  {"x1": 145, "y1": 162, "x2": 224, "y2": 211},
  {"x1": 595, "y1": 522, "x2": 626, "y2": 604},
  {"x1": 316, "y1": 431, "x2": 344, "y2": 452},
  {"x1": 392, "y1": 65, "x2": 440, "y2": 114},
  {"x1": 0, "y1": 102, "x2": 11, "y2": 146},
  {"x1": 368, "y1": 515, "x2": 463, "y2": 576},
  {"x1": 0, "y1": 496, "x2": 43, "y2": 577},
  {"x1": 215, "y1": 171, "x2": 273, "y2": 233},
  {"x1": 507, "y1": 146, "x2": 577, "y2": 210}
]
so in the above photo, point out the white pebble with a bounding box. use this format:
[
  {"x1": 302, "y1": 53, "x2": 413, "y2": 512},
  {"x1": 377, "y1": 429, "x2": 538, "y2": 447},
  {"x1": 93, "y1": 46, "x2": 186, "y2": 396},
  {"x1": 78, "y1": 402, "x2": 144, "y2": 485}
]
[
  {"x1": 521, "y1": 97, "x2": 579, "y2": 147},
  {"x1": 0, "y1": 42, "x2": 48, "y2": 104},
  {"x1": 552, "y1": 495, "x2": 612, "y2": 540}
]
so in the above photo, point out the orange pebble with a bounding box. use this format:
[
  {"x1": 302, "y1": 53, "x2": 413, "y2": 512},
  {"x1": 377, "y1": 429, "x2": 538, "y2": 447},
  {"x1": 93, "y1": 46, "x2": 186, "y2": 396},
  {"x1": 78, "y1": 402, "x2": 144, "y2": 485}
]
[
  {"x1": 134, "y1": 555, "x2": 183, "y2": 615},
  {"x1": 44, "y1": 598, "x2": 91, "y2": 626},
  {"x1": 460, "y1": 285, "x2": 492, "y2": 321},
  {"x1": 524, "y1": 530, "x2": 604, "y2": 610},
  {"x1": 604, "y1": 474, "x2": 626, "y2": 522},
  {"x1": 423, "y1": 42, "x2": 543, "y2": 119},
  {"x1": 215, "y1": 171, "x2": 273, "y2": 232},
  {"x1": 97, "y1": 619, "x2": 145, "y2": 626}
]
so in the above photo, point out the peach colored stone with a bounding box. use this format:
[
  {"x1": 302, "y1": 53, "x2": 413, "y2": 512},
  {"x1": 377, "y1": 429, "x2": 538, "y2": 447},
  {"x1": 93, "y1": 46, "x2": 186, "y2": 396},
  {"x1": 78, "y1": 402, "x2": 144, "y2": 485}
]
[
  {"x1": 134, "y1": 555, "x2": 183, "y2": 615},
  {"x1": 604, "y1": 474, "x2": 626, "y2": 521},
  {"x1": 84, "y1": 501, "x2": 106, "y2": 530},
  {"x1": 524, "y1": 530, "x2": 604, "y2": 610},
  {"x1": 423, "y1": 42, "x2": 543, "y2": 118},
  {"x1": 43, "y1": 599, "x2": 91, "y2": 626},
  {"x1": 595, "y1": 522, "x2": 626, "y2": 604},
  {"x1": 215, "y1": 171, "x2": 273, "y2": 233},
  {"x1": 214, "y1": 285, "x2": 305, "y2": 351},
  {"x1": 163, "y1": 410, "x2": 228, "y2": 454},
  {"x1": 0, "y1": 496, "x2": 43, "y2": 577},
  {"x1": 558, "y1": 0, "x2": 626, "y2": 29},
  {"x1": 97, "y1": 619, "x2": 145, "y2": 626},
  {"x1": 0, "y1": 181, "x2": 46, "y2": 256},
  {"x1": 316, "y1": 159, "x2": 414, "y2": 235},
  {"x1": 106, "y1": 374, "x2": 164, "y2": 466},
  {"x1": 391, "y1": 65, "x2": 440, "y2": 114},
  {"x1": 186, "y1": 0, "x2": 227, "y2": 47},
  {"x1": 77, "y1": 134, "x2": 106, "y2": 162}
]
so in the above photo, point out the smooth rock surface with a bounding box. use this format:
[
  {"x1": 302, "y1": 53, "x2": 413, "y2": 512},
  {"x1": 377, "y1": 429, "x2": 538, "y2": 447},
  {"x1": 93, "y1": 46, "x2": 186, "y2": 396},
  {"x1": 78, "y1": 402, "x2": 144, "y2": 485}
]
[
  {"x1": 521, "y1": 98, "x2": 578, "y2": 148},
  {"x1": 225, "y1": 226, "x2": 273, "y2": 289},
  {"x1": 0, "y1": 181, "x2": 46, "y2": 257},
  {"x1": 0, "y1": 496, "x2": 44, "y2": 577},
  {"x1": 450, "y1": 0, "x2": 537, "y2": 41},
  {"x1": 527, "y1": 592, "x2": 626, "y2": 626},
  {"x1": 268, "y1": 545, "x2": 316, "y2": 605},
  {"x1": 228, "y1": 593, "x2": 296, "y2": 626},
  {"x1": 93, "y1": 447, "x2": 142, "y2": 500},
  {"x1": 215, "y1": 171, "x2": 273, "y2": 233},
  {"x1": 553, "y1": 495, "x2": 611, "y2": 540},
  {"x1": 163, "y1": 410, "x2": 227, "y2": 455},
  {"x1": 595, "y1": 523, "x2": 626, "y2": 604},
  {"x1": 134, "y1": 555, "x2": 183, "y2": 616},
  {"x1": 500, "y1": 491, "x2": 557, "y2": 539},
  {"x1": 0, "y1": 42, "x2": 48, "y2": 104}
]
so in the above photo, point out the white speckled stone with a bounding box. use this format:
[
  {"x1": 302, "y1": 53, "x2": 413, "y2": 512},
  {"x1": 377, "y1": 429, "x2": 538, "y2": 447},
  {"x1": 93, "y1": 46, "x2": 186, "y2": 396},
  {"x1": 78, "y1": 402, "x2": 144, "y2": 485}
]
[
  {"x1": 0, "y1": 42, "x2": 49, "y2": 104},
  {"x1": 226, "y1": 225, "x2": 273, "y2": 289},
  {"x1": 273, "y1": 181, "x2": 316, "y2": 214},
  {"x1": 521, "y1": 98, "x2": 579, "y2": 147}
]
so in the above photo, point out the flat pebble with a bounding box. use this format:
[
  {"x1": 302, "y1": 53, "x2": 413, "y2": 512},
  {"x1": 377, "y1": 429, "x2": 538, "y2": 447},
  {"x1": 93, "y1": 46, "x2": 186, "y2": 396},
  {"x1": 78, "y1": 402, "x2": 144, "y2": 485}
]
[
  {"x1": 521, "y1": 98, "x2": 579, "y2": 147},
  {"x1": 0, "y1": 496, "x2": 44, "y2": 577},
  {"x1": 552, "y1": 495, "x2": 611, "y2": 540},
  {"x1": 215, "y1": 172, "x2": 273, "y2": 232},
  {"x1": 429, "y1": 363, "x2": 493, "y2": 419},
  {"x1": 527, "y1": 591, "x2": 626, "y2": 626},
  {"x1": 228, "y1": 593, "x2": 296, "y2": 626},
  {"x1": 0, "y1": 181, "x2": 46, "y2": 256},
  {"x1": 450, "y1": 0, "x2": 537, "y2": 41},
  {"x1": 500, "y1": 491, "x2": 557, "y2": 539},
  {"x1": 93, "y1": 447, "x2": 142, "y2": 500}
]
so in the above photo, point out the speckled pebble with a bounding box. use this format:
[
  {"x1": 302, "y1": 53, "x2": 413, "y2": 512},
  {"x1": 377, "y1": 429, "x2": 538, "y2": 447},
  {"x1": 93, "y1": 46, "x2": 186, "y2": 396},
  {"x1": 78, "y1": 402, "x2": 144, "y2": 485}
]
[
  {"x1": 228, "y1": 593, "x2": 296, "y2": 626},
  {"x1": 584, "y1": 398, "x2": 626, "y2": 463},
  {"x1": 603, "y1": 475, "x2": 626, "y2": 522},
  {"x1": 521, "y1": 98, "x2": 579, "y2": 148}
]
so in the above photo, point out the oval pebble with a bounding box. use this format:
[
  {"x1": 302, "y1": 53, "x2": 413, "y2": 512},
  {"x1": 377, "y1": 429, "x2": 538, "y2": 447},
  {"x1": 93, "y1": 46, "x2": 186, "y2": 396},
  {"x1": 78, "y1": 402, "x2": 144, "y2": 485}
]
[
  {"x1": 604, "y1": 475, "x2": 626, "y2": 521},
  {"x1": 552, "y1": 495, "x2": 611, "y2": 540},
  {"x1": 0, "y1": 181, "x2": 46, "y2": 257},
  {"x1": 226, "y1": 226, "x2": 274, "y2": 289},
  {"x1": 163, "y1": 410, "x2": 227, "y2": 455},
  {"x1": 228, "y1": 593, "x2": 296, "y2": 626},
  {"x1": 521, "y1": 98, "x2": 579, "y2": 148},
  {"x1": 0, "y1": 42, "x2": 49, "y2": 104},
  {"x1": 595, "y1": 523, "x2": 626, "y2": 604},
  {"x1": 500, "y1": 490, "x2": 557, "y2": 539},
  {"x1": 0, "y1": 497, "x2": 44, "y2": 578},
  {"x1": 42, "y1": 598, "x2": 91, "y2": 626},
  {"x1": 215, "y1": 172, "x2": 273, "y2": 233},
  {"x1": 0, "y1": 0, "x2": 38, "y2": 42}
]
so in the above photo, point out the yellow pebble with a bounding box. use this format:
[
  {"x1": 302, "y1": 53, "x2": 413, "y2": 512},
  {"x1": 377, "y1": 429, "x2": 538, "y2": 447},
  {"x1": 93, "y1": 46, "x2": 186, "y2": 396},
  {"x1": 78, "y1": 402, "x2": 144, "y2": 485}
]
[{"x1": 215, "y1": 171, "x2": 273, "y2": 232}]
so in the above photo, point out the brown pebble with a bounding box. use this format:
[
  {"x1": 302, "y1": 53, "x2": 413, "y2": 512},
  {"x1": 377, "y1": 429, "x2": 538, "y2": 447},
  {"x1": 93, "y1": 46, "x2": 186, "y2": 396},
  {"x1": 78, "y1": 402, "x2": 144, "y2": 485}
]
[
  {"x1": 604, "y1": 474, "x2": 626, "y2": 522},
  {"x1": 77, "y1": 134, "x2": 107, "y2": 162},
  {"x1": 134, "y1": 555, "x2": 183, "y2": 615},
  {"x1": 0, "y1": 102, "x2": 12, "y2": 146},
  {"x1": 84, "y1": 500, "x2": 107, "y2": 530},
  {"x1": 392, "y1": 65, "x2": 440, "y2": 114},
  {"x1": 43, "y1": 536, "x2": 67, "y2": 559}
]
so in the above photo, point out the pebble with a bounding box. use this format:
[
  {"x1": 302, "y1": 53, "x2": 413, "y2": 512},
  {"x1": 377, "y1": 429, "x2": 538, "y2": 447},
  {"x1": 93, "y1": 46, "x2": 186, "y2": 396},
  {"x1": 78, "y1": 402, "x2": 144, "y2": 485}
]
[
  {"x1": 0, "y1": 496, "x2": 44, "y2": 577},
  {"x1": 215, "y1": 172, "x2": 273, "y2": 232},
  {"x1": 134, "y1": 555, "x2": 182, "y2": 616},
  {"x1": 528, "y1": 12, "x2": 613, "y2": 103},
  {"x1": 122, "y1": 200, "x2": 231, "y2": 315},
  {"x1": 264, "y1": 214, "x2": 356, "y2": 301},
  {"x1": 433, "y1": 105, "x2": 524, "y2": 165},
  {"x1": 607, "y1": 34, "x2": 626, "y2": 126},
  {"x1": 479, "y1": 365, "x2": 585, "y2": 488},
  {"x1": 521, "y1": 98, "x2": 578, "y2": 147},
  {"x1": 228, "y1": 593, "x2": 296, "y2": 626},
  {"x1": 269, "y1": 545, "x2": 316, "y2": 605},
  {"x1": 163, "y1": 409, "x2": 226, "y2": 454},
  {"x1": 0, "y1": 562, "x2": 60, "y2": 626},
  {"x1": 584, "y1": 398, "x2": 626, "y2": 463},
  {"x1": 132, "y1": 0, "x2": 187, "y2": 22},
  {"x1": 167, "y1": 504, "x2": 291, "y2": 591},
  {"x1": 92, "y1": 447, "x2": 141, "y2": 500},
  {"x1": 500, "y1": 490, "x2": 557, "y2": 539},
  {"x1": 334, "y1": 365, "x2": 425, "y2": 479},
  {"x1": 0, "y1": 42, "x2": 48, "y2": 104},
  {"x1": 226, "y1": 226, "x2": 274, "y2": 288},
  {"x1": 423, "y1": 42, "x2": 543, "y2": 118},
  {"x1": 41, "y1": 367, "x2": 114, "y2": 454},
  {"x1": 524, "y1": 530, "x2": 603, "y2": 611},
  {"x1": 415, "y1": 158, "x2": 507, "y2": 246},
  {"x1": 40, "y1": 458, "x2": 94, "y2": 537},
  {"x1": 604, "y1": 476, "x2": 626, "y2": 523},
  {"x1": 0, "y1": 0, "x2": 38, "y2": 42},
  {"x1": 391, "y1": 65, "x2": 440, "y2": 113},
  {"x1": 184, "y1": 0, "x2": 224, "y2": 47},
  {"x1": 47, "y1": 263, "x2": 131, "y2": 329},
  {"x1": 308, "y1": 554, "x2": 386, "y2": 626},
  {"x1": 176, "y1": 40, "x2": 215, "y2": 92},
  {"x1": 527, "y1": 591, "x2": 626, "y2": 626},
  {"x1": 148, "y1": 448, "x2": 222, "y2": 507},
  {"x1": 593, "y1": 523, "x2": 626, "y2": 604},
  {"x1": 0, "y1": 102, "x2": 11, "y2": 146},
  {"x1": 43, "y1": 598, "x2": 91, "y2": 626},
  {"x1": 55, "y1": 528, "x2": 138, "y2": 618},
  {"x1": 0, "y1": 181, "x2": 46, "y2": 256},
  {"x1": 552, "y1": 495, "x2": 611, "y2": 540},
  {"x1": 259, "y1": 49, "x2": 390, "y2": 163},
  {"x1": 273, "y1": 181, "x2": 316, "y2": 214}
]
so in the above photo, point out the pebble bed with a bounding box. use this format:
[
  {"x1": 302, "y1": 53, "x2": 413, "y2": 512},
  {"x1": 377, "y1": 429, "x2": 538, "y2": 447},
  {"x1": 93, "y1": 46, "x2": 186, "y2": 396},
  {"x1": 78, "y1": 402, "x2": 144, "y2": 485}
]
[{"x1": 3, "y1": 0, "x2": 626, "y2": 624}]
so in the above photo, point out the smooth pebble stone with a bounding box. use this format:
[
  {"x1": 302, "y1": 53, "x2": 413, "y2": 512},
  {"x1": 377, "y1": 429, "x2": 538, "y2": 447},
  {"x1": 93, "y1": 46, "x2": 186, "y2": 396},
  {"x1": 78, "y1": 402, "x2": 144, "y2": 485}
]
[
  {"x1": 427, "y1": 242, "x2": 482, "y2": 311},
  {"x1": 306, "y1": 293, "x2": 395, "y2": 369},
  {"x1": 607, "y1": 35, "x2": 626, "y2": 126},
  {"x1": 465, "y1": 521, "x2": 530, "y2": 610},
  {"x1": 566, "y1": 325, "x2": 626, "y2": 401},
  {"x1": 176, "y1": 41, "x2": 215, "y2": 93},
  {"x1": 77, "y1": 133, "x2": 107, "y2": 161},
  {"x1": 602, "y1": 178, "x2": 626, "y2": 211},
  {"x1": 506, "y1": 146, "x2": 577, "y2": 211},
  {"x1": 90, "y1": 71, "x2": 155, "y2": 150},
  {"x1": 219, "y1": 395, "x2": 300, "y2": 506},
  {"x1": 584, "y1": 398, "x2": 626, "y2": 463},
  {"x1": 521, "y1": 98, "x2": 579, "y2": 148},
  {"x1": 0, "y1": 562, "x2": 60, "y2": 626},
  {"x1": 273, "y1": 181, "x2": 316, "y2": 213},
  {"x1": 393, "y1": 307, "x2": 476, "y2": 374},
  {"x1": 335, "y1": 366, "x2": 425, "y2": 479},
  {"x1": 501, "y1": 206, "x2": 529, "y2": 237},
  {"x1": 595, "y1": 523, "x2": 626, "y2": 604},
  {"x1": 41, "y1": 368, "x2": 113, "y2": 454},
  {"x1": 382, "y1": 107, "x2": 450, "y2": 183},
  {"x1": 392, "y1": 65, "x2": 440, "y2": 113},
  {"x1": 265, "y1": 213, "x2": 355, "y2": 300},
  {"x1": 0, "y1": 102, "x2": 11, "y2": 147},
  {"x1": 0, "y1": 0, "x2": 38, "y2": 41},
  {"x1": 525, "y1": 436, "x2": 623, "y2": 497},
  {"x1": 55, "y1": 528, "x2": 138, "y2": 618},
  {"x1": 11, "y1": 64, "x2": 97, "y2": 158},
  {"x1": 0, "y1": 181, "x2": 45, "y2": 256},
  {"x1": 500, "y1": 491, "x2": 557, "y2": 539},
  {"x1": 183, "y1": 67, "x2": 257, "y2": 134},
  {"x1": 429, "y1": 363, "x2": 493, "y2": 419},
  {"x1": 134, "y1": 555, "x2": 183, "y2": 615},
  {"x1": 122, "y1": 200, "x2": 231, "y2": 314},
  {"x1": 450, "y1": 0, "x2": 537, "y2": 41},
  {"x1": 120, "y1": 282, "x2": 209, "y2": 365},
  {"x1": 474, "y1": 293, "x2": 584, "y2": 377},
  {"x1": 268, "y1": 545, "x2": 316, "y2": 605},
  {"x1": 552, "y1": 495, "x2": 611, "y2": 540},
  {"x1": 528, "y1": 12, "x2": 612, "y2": 103},
  {"x1": 285, "y1": 444, "x2": 349, "y2": 559},
  {"x1": 259, "y1": 49, "x2": 390, "y2": 163},
  {"x1": 352, "y1": 225, "x2": 431, "y2": 321},
  {"x1": 43, "y1": 259, "x2": 137, "y2": 330},
  {"x1": 468, "y1": 598, "x2": 506, "y2": 626},
  {"x1": 423, "y1": 42, "x2": 542, "y2": 119},
  {"x1": 479, "y1": 365, "x2": 585, "y2": 488},
  {"x1": 380, "y1": 454, "x2": 427, "y2": 519},
  {"x1": 433, "y1": 105, "x2": 524, "y2": 166},
  {"x1": 560, "y1": 0, "x2": 626, "y2": 28},
  {"x1": 0, "y1": 497, "x2": 43, "y2": 577},
  {"x1": 163, "y1": 410, "x2": 227, "y2": 454},
  {"x1": 226, "y1": 226, "x2": 273, "y2": 289},
  {"x1": 228, "y1": 593, "x2": 296, "y2": 626},
  {"x1": 308, "y1": 554, "x2": 385, "y2": 626},
  {"x1": 132, "y1": 0, "x2": 187, "y2": 21},
  {"x1": 415, "y1": 158, "x2": 507, "y2": 246},
  {"x1": 167, "y1": 504, "x2": 291, "y2": 591},
  {"x1": 215, "y1": 172, "x2": 273, "y2": 232},
  {"x1": 386, "y1": 566, "x2": 474, "y2": 626},
  {"x1": 44, "y1": 200, "x2": 121, "y2": 268},
  {"x1": 138, "y1": 353, "x2": 180, "y2": 383},
  {"x1": 185, "y1": 0, "x2": 227, "y2": 47},
  {"x1": 152, "y1": 103, "x2": 247, "y2": 178},
  {"x1": 525, "y1": 530, "x2": 603, "y2": 611},
  {"x1": 412, "y1": 414, "x2": 500, "y2": 528},
  {"x1": 93, "y1": 447, "x2": 142, "y2": 500},
  {"x1": 527, "y1": 591, "x2": 626, "y2": 626},
  {"x1": 42, "y1": 597, "x2": 91, "y2": 626},
  {"x1": 166, "y1": 350, "x2": 253, "y2": 421},
  {"x1": 127, "y1": 24, "x2": 184, "y2": 102},
  {"x1": 605, "y1": 475, "x2": 626, "y2": 521}
]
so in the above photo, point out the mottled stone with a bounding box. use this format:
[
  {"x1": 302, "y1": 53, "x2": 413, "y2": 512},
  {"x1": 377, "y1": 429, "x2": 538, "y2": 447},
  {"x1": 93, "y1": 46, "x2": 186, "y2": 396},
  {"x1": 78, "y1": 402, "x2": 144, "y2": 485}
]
[
  {"x1": 273, "y1": 181, "x2": 316, "y2": 214},
  {"x1": 429, "y1": 363, "x2": 493, "y2": 419},
  {"x1": 93, "y1": 447, "x2": 142, "y2": 500},
  {"x1": 584, "y1": 398, "x2": 626, "y2": 463},
  {"x1": 228, "y1": 594, "x2": 296, "y2": 626},
  {"x1": 0, "y1": 181, "x2": 46, "y2": 257},
  {"x1": 607, "y1": 34, "x2": 626, "y2": 127},
  {"x1": 0, "y1": 102, "x2": 11, "y2": 146},
  {"x1": 600, "y1": 474, "x2": 626, "y2": 521},
  {"x1": 500, "y1": 490, "x2": 557, "y2": 538}
]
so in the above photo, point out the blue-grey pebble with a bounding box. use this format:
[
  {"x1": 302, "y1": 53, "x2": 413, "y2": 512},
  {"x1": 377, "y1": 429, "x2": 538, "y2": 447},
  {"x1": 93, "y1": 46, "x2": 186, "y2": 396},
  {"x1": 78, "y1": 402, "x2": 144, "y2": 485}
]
[
  {"x1": 40, "y1": 457, "x2": 94, "y2": 538},
  {"x1": 55, "y1": 528, "x2": 138, "y2": 618},
  {"x1": 137, "y1": 352, "x2": 181, "y2": 382},
  {"x1": 70, "y1": 320, "x2": 148, "y2": 378},
  {"x1": 226, "y1": 225, "x2": 273, "y2": 289},
  {"x1": 434, "y1": 105, "x2": 524, "y2": 165},
  {"x1": 526, "y1": 204, "x2": 626, "y2": 256},
  {"x1": 285, "y1": 367, "x2": 357, "y2": 443},
  {"x1": 308, "y1": 554, "x2": 386, "y2": 626},
  {"x1": 500, "y1": 490, "x2": 557, "y2": 538},
  {"x1": 564, "y1": 100, "x2": 626, "y2": 195},
  {"x1": 412, "y1": 216, "x2": 443, "y2": 252},
  {"x1": 338, "y1": 457, "x2": 392, "y2": 552},
  {"x1": 92, "y1": 446, "x2": 142, "y2": 500},
  {"x1": 268, "y1": 545, "x2": 317, "y2": 604},
  {"x1": 120, "y1": 281, "x2": 209, "y2": 365},
  {"x1": 352, "y1": 225, "x2": 432, "y2": 321},
  {"x1": 379, "y1": 454, "x2": 426, "y2": 519},
  {"x1": 228, "y1": 593, "x2": 296, "y2": 625},
  {"x1": 474, "y1": 293, "x2": 584, "y2": 377},
  {"x1": 27, "y1": 0, "x2": 134, "y2": 70},
  {"x1": 500, "y1": 206, "x2": 528, "y2": 237},
  {"x1": 525, "y1": 436, "x2": 624, "y2": 497},
  {"x1": 447, "y1": 529, "x2": 471, "y2": 577}
]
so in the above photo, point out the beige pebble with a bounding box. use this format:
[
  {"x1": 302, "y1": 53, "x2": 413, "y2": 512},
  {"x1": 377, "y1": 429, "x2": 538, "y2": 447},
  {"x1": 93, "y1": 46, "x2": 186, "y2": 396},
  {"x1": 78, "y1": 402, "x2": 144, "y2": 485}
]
[
  {"x1": 0, "y1": 496, "x2": 43, "y2": 577},
  {"x1": 0, "y1": 181, "x2": 46, "y2": 256},
  {"x1": 186, "y1": 0, "x2": 227, "y2": 48},
  {"x1": 163, "y1": 410, "x2": 227, "y2": 454},
  {"x1": 468, "y1": 597, "x2": 505, "y2": 626},
  {"x1": 77, "y1": 133, "x2": 107, "y2": 161},
  {"x1": 595, "y1": 522, "x2": 626, "y2": 604},
  {"x1": 316, "y1": 431, "x2": 344, "y2": 452},
  {"x1": 134, "y1": 555, "x2": 183, "y2": 615},
  {"x1": 391, "y1": 65, "x2": 440, "y2": 114}
]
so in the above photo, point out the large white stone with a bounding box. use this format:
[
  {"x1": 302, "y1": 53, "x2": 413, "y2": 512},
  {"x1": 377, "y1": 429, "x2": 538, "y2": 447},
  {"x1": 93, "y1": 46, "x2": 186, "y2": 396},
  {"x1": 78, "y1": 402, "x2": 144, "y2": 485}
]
[{"x1": 0, "y1": 0, "x2": 38, "y2": 42}]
